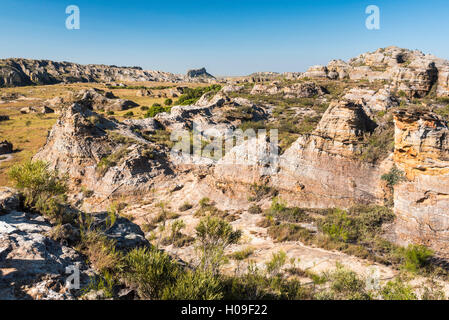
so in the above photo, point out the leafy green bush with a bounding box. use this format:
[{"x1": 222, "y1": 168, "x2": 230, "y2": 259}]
[
  {"x1": 381, "y1": 165, "x2": 406, "y2": 187},
  {"x1": 8, "y1": 160, "x2": 68, "y2": 222},
  {"x1": 162, "y1": 270, "x2": 223, "y2": 300},
  {"x1": 123, "y1": 247, "x2": 180, "y2": 299},
  {"x1": 267, "y1": 223, "x2": 313, "y2": 243},
  {"x1": 176, "y1": 84, "x2": 222, "y2": 106},
  {"x1": 144, "y1": 104, "x2": 171, "y2": 118},
  {"x1": 381, "y1": 278, "x2": 417, "y2": 300},
  {"x1": 164, "y1": 98, "x2": 173, "y2": 106},
  {"x1": 318, "y1": 209, "x2": 358, "y2": 243},
  {"x1": 195, "y1": 216, "x2": 242, "y2": 274},
  {"x1": 268, "y1": 198, "x2": 311, "y2": 223},
  {"x1": 179, "y1": 202, "x2": 193, "y2": 212},
  {"x1": 316, "y1": 265, "x2": 371, "y2": 300},
  {"x1": 80, "y1": 231, "x2": 122, "y2": 273},
  {"x1": 402, "y1": 244, "x2": 434, "y2": 273},
  {"x1": 248, "y1": 204, "x2": 262, "y2": 214}
]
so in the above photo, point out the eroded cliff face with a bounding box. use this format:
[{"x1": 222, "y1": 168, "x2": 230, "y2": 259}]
[
  {"x1": 215, "y1": 100, "x2": 389, "y2": 208},
  {"x1": 393, "y1": 110, "x2": 449, "y2": 257}
]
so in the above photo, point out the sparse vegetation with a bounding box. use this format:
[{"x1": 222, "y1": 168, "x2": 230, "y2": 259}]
[{"x1": 176, "y1": 84, "x2": 222, "y2": 106}]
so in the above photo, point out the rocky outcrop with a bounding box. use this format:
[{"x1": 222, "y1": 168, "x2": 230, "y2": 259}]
[
  {"x1": 302, "y1": 46, "x2": 449, "y2": 98},
  {"x1": 155, "y1": 92, "x2": 267, "y2": 133},
  {"x1": 0, "y1": 58, "x2": 183, "y2": 88},
  {"x1": 342, "y1": 87, "x2": 399, "y2": 116},
  {"x1": 0, "y1": 140, "x2": 13, "y2": 155},
  {"x1": 20, "y1": 106, "x2": 54, "y2": 114},
  {"x1": 186, "y1": 67, "x2": 215, "y2": 80},
  {"x1": 0, "y1": 188, "x2": 19, "y2": 213},
  {"x1": 250, "y1": 81, "x2": 326, "y2": 99},
  {"x1": 74, "y1": 88, "x2": 138, "y2": 111},
  {"x1": 215, "y1": 100, "x2": 386, "y2": 208},
  {"x1": 33, "y1": 97, "x2": 172, "y2": 199},
  {"x1": 392, "y1": 110, "x2": 449, "y2": 257},
  {"x1": 0, "y1": 210, "x2": 92, "y2": 299}
]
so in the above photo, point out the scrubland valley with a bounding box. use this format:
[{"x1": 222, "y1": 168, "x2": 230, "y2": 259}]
[{"x1": 2, "y1": 46, "x2": 449, "y2": 300}]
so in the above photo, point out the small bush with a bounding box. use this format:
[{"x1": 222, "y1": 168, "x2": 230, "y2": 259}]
[
  {"x1": 229, "y1": 247, "x2": 254, "y2": 261},
  {"x1": 316, "y1": 266, "x2": 371, "y2": 300},
  {"x1": 268, "y1": 223, "x2": 313, "y2": 243},
  {"x1": 162, "y1": 270, "x2": 223, "y2": 300},
  {"x1": 402, "y1": 244, "x2": 434, "y2": 273},
  {"x1": 81, "y1": 231, "x2": 122, "y2": 273},
  {"x1": 164, "y1": 98, "x2": 173, "y2": 106},
  {"x1": 176, "y1": 84, "x2": 222, "y2": 106},
  {"x1": 381, "y1": 278, "x2": 417, "y2": 300},
  {"x1": 318, "y1": 209, "x2": 358, "y2": 243},
  {"x1": 144, "y1": 104, "x2": 171, "y2": 118},
  {"x1": 381, "y1": 165, "x2": 406, "y2": 188},
  {"x1": 248, "y1": 205, "x2": 262, "y2": 215},
  {"x1": 123, "y1": 111, "x2": 134, "y2": 118},
  {"x1": 8, "y1": 160, "x2": 68, "y2": 222},
  {"x1": 195, "y1": 216, "x2": 242, "y2": 274},
  {"x1": 179, "y1": 202, "x2": 193, "y2": 212},
  {"x1": 123, "y1": 247, "x2": 180, "y2": 299}
]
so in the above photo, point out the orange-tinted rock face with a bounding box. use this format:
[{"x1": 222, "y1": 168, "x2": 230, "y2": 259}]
[{"x1": 393, "y1": 110, "x2": 449, "y2": 257}]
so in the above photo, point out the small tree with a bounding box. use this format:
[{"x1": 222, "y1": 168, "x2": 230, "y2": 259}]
[{"x1": 195, "y1": 216, "x2": 242, "y2": 274}]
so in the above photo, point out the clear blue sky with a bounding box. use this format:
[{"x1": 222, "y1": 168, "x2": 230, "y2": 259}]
[{"x1": 1, "y1": 0, "x2": 448, "y2": 76}]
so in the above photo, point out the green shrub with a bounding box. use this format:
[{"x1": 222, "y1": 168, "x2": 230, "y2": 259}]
[
  {"x1": 176, "y1": 84, "x2": 222, "y2": 106},
  {"x1": 179, "y1": 202, "x2": 193, "y2": 212},
  {"x1": 316, "y1": 266, "x2": 371, "y2": 300},
  {"x1": 144, "y1": 104, "x2": 171, "y2": 118},
  {"x1": 164, "y1": 98, "x2": 173, "y2": 106},
  {"x1": 381, "y1": 278, "x2": 417, "y2": 300},
  {"x1": 123, "y1": 111, "x2": 134, "y2": 118},
  {"x1": 265, "y1": 251, "x2": 287, "y2": 277},
  {"x1": 8, "y1": 160, "x2": 68, "y2": 222},
  {"x1": 267, "y1": 223, "x2": 313, "y2": 243},
  {"x1": 123, "y1": 247, "x2": 180, "y2": 299},
  {"x1": 248, "y1": 205, "x2": 262, "y2": 214},
  {"x1": 80, "y1": 231, "x2": 122, "y2": 273},
  {"x1": 402, "y1": 244, "x2": 434, "y2": 273},
  {"x1": 318, "y1": 209, "x2": 358, "y2": 243},
  {"x1": 381, "y1": 165, "x2": 406, "y2": 187},
  {"x1": 195, "y1": 216, "x2": 242, "y2": 274},
  {"x1": 229, "y1": 247, "x2": 254, "y2": 261},
  {"x1": 162, "y1": 270, "x2": 223, "y2": 300},
  {"x1": 268, "y1": 198, "x2": 311, "y2": 223}
]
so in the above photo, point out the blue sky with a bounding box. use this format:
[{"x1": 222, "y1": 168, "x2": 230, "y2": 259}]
[{"x1": 0, "y1": 0, "x2": 448, "y2": 76}]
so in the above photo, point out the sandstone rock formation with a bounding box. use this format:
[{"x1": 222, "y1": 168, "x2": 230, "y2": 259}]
[
  {"x1": 342, "y1": 87, "x2": 399, "y2": 116},
  {"x1": 215, "y1": 100, "x2": 386, "y2": 208},
  {"x1": 392, "y1": 110, "x2": 449, "y2": 257},
  {"x1": 250, "y1": 81, "x2": 326, "y2": 99},
  {"x1": 74, "y1": 88, "x2": 138, "y2": 111},
  {"x1": 302, "y1": 46, "x2": 449, "y2": 98},
  {"x1": 34, "y1": 100, "x2": 172, "y2": 198}
]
